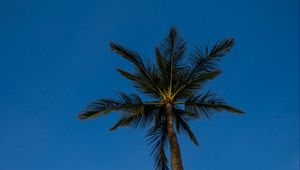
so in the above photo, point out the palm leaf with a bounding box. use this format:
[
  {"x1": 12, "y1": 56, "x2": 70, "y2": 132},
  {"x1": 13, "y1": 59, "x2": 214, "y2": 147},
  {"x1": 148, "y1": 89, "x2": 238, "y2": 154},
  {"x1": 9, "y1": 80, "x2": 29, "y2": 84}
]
[
  {"x1": 110, "y1": 42, "x2": 145, "y2": 69},
  {"x1": 109, "y1": 104, "x2": 162, "y2": 130},
  {"x1": 188, "y1": 38, "x2": 234, "y2": 78},
  {"x1": 172, "y1": 70, "x2": 221, "y2": 100},
  {"x1": 156, "y1": 27, "x2": 187, "y2": 93},
  {"x1": 111, "y1": 42, "x2": 165, "y2": 98},
  {"x1": 78, "y1": 93, "x2": 155, "y2": 119},
  {"x1": 173, "y1": 108, "x2": 199, "y2": 145},
  {"x1": 185, "y1": 91, "x2": 244, "y2": 118},
  {"x1": 117, "y1": 69, "x2": 162, "y2": 97},
  {"x1": 146, "y1": 117, "x2": 169, "y2": 170},
  {"x1": 171, "y1": 38, "x2": 234, "y2": 99}
]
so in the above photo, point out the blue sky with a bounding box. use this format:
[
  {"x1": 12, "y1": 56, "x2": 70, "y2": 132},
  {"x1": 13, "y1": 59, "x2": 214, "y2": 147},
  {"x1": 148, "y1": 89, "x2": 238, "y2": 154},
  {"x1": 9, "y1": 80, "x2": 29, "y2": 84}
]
[{"x1": 0, "y1": 0, "x2": 299, "y2": 170}]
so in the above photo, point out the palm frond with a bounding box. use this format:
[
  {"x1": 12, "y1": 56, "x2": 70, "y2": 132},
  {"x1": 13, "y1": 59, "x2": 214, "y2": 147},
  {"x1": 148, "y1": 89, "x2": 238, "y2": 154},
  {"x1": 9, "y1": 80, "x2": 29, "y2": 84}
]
[
  {"x1": 188, "y1": 38, "x2": 234, "y2": 77},
  {"x1": 111, "y1": 42, "x2": 165, "y2": 98},
  {"x1": 173, "y1": 108, "x2": 199, "y2": 145},
  {"x1": 117, "y1": 69, "x2": 161, "y2": 97},
  {"x1": 110, "y1": 42, "x2": 145, "y2": 69},
  {"x1": 146, "y1": 118, "x2": 169, "y2": 170},
  {"x1": 158, "y1": 27, "x2": 186, "y2": 66},
  {"x1": 156, "y1": 27, "x2": 187, "y2": 92},
  {"x1": 155, "y1": 47, "x2": 167, "y2": 76},
  {"x1": 171, "y1": 38, "x2": 234, "y2": 99},
  {"x1": 172, "y1": 70, "x2": 221, "y2": 100},
  {"x1": 109, "y1": 104, "x2": 162, "y2": 130},
  {"x1": 185, "y1": 91, "x2": 244, "y2": 119},
  {"x1": 78, "y1": 93, "x2": 156, "y2": 119}
]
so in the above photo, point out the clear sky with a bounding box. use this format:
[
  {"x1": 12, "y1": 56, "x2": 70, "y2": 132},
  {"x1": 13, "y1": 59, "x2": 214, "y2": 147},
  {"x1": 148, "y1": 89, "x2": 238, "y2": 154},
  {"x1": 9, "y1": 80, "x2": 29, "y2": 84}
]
[{"x1": 0, "y1": 0, "x2": 299, "y2": 170}]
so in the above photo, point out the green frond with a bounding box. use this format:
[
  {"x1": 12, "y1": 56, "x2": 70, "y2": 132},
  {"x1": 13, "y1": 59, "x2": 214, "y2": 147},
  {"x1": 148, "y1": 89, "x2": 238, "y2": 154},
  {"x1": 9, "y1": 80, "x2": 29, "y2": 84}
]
[
  {"x1": 173, "y1": 108, "x2": 199, "y2": 145},
  {"x1": 117, "y1": 68, "x2": 137, "y2": 80},
  {"x1": 185, "y1": 91, "x2": 244, "y2": 119},
  {"x1": 111, "y1": 42, "x2": 165, "y2": 98},
  {"x1": 171, "y1": 38, "x2": 234, "y2": 99},
  {"x1": 79, "y1": 93, "x2": 152, "y2": 119},
  {"x1": 110, "y1": 42, "x2": 145, "y2": 69},
  {"x1": 109, "y1": 104, "x2": 162, "y2": 130},
  {"x1": 117, "y1": 69, "x2": 162, "y2": 97},
  {"x1": 78, "y1": 98, "x2": 120, "y2": 119},
  {"x1": 209, "y1": 38, "x2": 235, "y2": 59},
  {"x1": 164, "y1": 27, "x2": 187, "y2": 65},
  {"x1": 156, "y1": 27, "x2": 187, "y2": 93},
  {"x1": 172, "y1": 70, "x2": 222, "y2": 99},
  {"x1": 146, "y1": 119, "x2": 169, "y2": 170},
  {"x1": 188, "y1": 38, "x2": 235, "y2": 77},
  {"x1": 155, "y1": 47, "x2": 167, "y2": 78}
]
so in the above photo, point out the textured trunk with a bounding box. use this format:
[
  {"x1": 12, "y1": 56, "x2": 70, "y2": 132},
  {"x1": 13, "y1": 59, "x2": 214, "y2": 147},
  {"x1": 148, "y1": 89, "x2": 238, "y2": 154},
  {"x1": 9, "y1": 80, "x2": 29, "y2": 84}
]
[{"x1": 165, "y1": 103, "x2": 184, "y2": 170}]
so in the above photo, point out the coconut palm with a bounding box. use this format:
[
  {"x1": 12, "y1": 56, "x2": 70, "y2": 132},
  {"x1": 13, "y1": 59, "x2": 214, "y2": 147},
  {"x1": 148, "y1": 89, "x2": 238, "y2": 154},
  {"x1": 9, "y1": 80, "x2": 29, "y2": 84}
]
[{"x1": 78, "y1": 27, "x2": 244, "y2": 170}]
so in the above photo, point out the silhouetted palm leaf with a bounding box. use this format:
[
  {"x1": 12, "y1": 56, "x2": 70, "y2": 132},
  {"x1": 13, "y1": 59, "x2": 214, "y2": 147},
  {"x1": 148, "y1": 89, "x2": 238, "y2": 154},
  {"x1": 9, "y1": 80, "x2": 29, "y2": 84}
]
[
  {"x1": 109, "y1": 104, "x2": 161, "y2": 130},
  {"x1": 111, "y1": 43, "x2": 165, "y2": 97},
  {"x1": 173, "y1": 108, "x2": 199, "y2": 145},
  {"x1": 185, "y1": 91, "x2": 244, "y2": 118},
  {"x1": 78, "y1": 93, "x2": 161, "y2": 119},
  {"x1": 116, "y1": 68, "x2": 162, "y2": 98},
  {"x1": 155, "y1": 27, "x2": 187, "y2": 93},
  {"x1": 146, "y1": 115, "x2": 169, "y2": 170},
  {"x1": 188, "y1": 38, "x2": 235, "y2": 76},
  {"x1": 172, "y1": 70, "x2": 221, "y2": 100}
]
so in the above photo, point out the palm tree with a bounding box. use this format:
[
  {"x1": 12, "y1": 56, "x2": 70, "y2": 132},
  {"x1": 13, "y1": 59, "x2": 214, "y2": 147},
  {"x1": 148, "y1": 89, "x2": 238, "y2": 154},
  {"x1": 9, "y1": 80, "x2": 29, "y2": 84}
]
[{"x1": 78, "y1": 27, "x2": 244, "y2": 170}]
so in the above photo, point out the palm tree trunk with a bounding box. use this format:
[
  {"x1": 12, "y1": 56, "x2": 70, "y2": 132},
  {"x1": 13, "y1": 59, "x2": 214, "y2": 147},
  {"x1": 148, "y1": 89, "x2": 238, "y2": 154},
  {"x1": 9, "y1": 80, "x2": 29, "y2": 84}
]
[{"x1": 165, "y1": 103, "x2": 184, "y2": 170}]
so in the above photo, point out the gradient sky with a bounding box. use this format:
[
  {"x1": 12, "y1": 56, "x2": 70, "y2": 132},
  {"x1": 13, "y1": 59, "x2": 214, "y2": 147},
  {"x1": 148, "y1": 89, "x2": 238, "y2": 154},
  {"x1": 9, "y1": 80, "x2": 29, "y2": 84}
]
[{"x1": 0, "y1": 0, "x2": 299, "y2": 170}]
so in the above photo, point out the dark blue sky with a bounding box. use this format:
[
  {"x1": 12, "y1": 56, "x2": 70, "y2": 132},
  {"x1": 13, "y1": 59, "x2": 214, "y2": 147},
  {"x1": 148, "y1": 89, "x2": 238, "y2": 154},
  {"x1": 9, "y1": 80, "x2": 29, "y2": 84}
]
[{"x1": 0, "y1": 0, "x2": 299, "y2": 170}]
